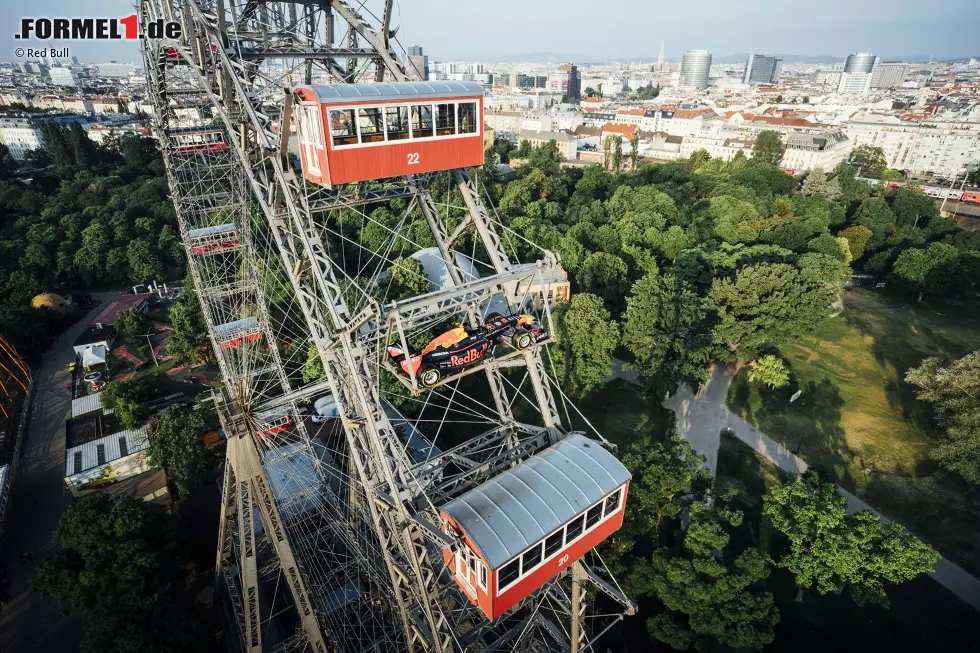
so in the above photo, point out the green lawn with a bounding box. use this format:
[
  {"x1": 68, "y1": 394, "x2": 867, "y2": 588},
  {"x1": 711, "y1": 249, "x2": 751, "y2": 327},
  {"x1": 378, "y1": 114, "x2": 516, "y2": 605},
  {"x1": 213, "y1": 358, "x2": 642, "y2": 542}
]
[
  {"x1": 714, "y1": 434, "x2": 979, "y2": 652},
  {"x1": 727, "y1": 287, "x2": 980, "y2": 575}
]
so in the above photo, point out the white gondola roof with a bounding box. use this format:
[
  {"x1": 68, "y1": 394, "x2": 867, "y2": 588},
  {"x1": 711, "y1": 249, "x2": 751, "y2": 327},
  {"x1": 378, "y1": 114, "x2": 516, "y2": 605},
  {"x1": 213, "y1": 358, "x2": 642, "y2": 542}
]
[
  {"x1": 214, "y1": 316, "x2": 259, "y2": 333},
  {"x1": 441, "y1": 433, "x2": 630, "y2": 569},
  {"x1": 299, "y1": 81, "x2": 484, "y2": 105},
  {"x1": 188, "y1": 223, "x2": 237, "y2": 237}
]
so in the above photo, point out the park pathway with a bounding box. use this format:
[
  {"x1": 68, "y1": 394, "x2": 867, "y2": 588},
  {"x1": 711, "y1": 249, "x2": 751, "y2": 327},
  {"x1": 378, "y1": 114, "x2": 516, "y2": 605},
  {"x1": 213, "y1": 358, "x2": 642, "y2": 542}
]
[
  {"x1": 663, "y1": 362, "x2": 980, "y2": 612},
  {"x1": 0, "y1": 293, "x2": 128, "y2": 652}
]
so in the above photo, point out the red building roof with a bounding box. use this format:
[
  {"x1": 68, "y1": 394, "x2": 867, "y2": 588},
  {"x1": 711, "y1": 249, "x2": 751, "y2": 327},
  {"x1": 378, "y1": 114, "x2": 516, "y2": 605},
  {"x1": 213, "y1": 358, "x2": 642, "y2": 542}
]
[
  {"x1": 601, "y1": 122, "x2": 639, "y2": 139},
  {"x1": 89, "y1": 293, "x2": 152, "y2": 327}
]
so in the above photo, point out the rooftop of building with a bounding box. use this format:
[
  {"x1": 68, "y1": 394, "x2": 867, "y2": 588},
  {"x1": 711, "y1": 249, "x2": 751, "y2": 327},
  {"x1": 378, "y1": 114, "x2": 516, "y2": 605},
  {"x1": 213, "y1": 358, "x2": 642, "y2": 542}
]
[
  {"x1": 73, "y1": 324, "x2": 117, "y2": 347},
  {"x1": 65, "y1": 424, "x2": 150, "y2": 477},
  {"x1": 572, "y1": 125, "x2": 603, "y2": 137},
  {"x1": 671, "y1": 108, "x2": 718, "y2": 120},
  {"x1": 66, "y1": 410, "x2": 124, "y2": 449},
  {"x1": 88, "y1": 292, "x2": 152, "y2": 327},
  {"x1": 518, "y1": 129, "x2": 577, "y2": 143},
  {"x1": 601, "y1": 122, "x2": 639, "y2": 137},
  {"x1": 71, "y1": 392, "x2": 112, "y2": 419}
]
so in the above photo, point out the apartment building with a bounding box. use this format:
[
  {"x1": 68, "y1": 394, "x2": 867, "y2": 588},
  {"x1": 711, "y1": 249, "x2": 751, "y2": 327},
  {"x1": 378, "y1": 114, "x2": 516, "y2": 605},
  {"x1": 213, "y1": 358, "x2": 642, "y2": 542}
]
[
  {"x1": 516, "y1": 129, "x2": 578, "y2": 160},
  {"x1": 842, "y1": 114, "x2": 980, "y2": 176},
  {"x1": 0, "y1": 116, "x2": 39, "y2": 159},
  {"x1": 781, "y1": 132, "x2": 852, "y2": 171}
]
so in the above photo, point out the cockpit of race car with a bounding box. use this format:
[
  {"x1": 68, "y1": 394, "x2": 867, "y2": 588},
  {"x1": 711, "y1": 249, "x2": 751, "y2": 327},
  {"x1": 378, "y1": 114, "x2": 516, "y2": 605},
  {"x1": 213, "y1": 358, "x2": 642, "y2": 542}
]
[{"x1": 386, "y1": 312, "x2": 548, "y2": 388}]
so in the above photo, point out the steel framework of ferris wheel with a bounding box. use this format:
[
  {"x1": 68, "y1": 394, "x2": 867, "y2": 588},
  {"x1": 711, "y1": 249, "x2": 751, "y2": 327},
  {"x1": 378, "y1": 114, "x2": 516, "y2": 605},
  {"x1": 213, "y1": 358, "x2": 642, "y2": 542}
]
[{"x1": 139, "y1": 1, "x2": 635, "y2": 651}]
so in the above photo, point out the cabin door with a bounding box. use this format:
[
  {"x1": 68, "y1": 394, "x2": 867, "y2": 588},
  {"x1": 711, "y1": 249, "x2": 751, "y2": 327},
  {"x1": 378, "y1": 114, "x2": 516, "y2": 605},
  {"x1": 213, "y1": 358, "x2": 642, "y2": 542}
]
[
  {"x1": 455, "y1": 547, "x2": 477, "y2": 594},
  {"x1": 299, "y1": 105, "x2": 322, "y2": 176}
]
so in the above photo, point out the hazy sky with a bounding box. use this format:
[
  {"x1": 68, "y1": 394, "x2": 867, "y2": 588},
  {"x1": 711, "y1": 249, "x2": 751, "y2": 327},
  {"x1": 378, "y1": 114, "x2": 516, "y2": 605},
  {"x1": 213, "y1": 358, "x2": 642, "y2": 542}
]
[{"x1": 3, "y1": 0, "x2": 978, "y2": 63}]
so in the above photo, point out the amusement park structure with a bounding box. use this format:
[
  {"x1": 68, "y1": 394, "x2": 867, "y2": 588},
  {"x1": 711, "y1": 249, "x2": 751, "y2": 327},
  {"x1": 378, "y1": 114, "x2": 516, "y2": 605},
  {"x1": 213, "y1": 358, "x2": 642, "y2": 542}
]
[
  {"x1": 0, "y1": 337, "x2": 30, "y2": 421},
  {"x1": 138, "y1": 1, "x2": 635, "y2": 651}
]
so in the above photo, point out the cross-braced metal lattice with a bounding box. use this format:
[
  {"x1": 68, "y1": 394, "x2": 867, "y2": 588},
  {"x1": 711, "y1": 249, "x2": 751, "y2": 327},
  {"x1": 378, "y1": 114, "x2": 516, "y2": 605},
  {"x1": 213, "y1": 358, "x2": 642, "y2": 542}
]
[{"x1": 139, "y1": 1, "x2": 634, "y2": 651}]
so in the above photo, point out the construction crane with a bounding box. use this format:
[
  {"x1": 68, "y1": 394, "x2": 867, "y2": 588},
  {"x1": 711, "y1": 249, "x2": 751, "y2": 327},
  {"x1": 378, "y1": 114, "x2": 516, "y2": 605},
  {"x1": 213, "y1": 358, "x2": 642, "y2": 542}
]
[{"x1": 138, "y1": 1, "x2": 635, "y2": 651}]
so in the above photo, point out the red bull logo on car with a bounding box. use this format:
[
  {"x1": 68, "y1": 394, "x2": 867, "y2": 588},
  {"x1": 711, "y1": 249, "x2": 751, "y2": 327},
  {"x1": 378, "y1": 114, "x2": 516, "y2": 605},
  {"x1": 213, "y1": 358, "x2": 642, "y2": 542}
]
[{"x1": 450, "y1": 343, "x2": 487, "y2": 367}]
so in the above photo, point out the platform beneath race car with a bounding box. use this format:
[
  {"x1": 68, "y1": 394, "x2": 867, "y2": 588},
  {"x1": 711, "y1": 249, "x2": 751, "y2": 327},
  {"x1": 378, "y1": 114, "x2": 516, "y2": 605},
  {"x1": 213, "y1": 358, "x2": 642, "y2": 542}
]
[{"x1": 382, "y1": 337, "x2": 554, "y2": 396}]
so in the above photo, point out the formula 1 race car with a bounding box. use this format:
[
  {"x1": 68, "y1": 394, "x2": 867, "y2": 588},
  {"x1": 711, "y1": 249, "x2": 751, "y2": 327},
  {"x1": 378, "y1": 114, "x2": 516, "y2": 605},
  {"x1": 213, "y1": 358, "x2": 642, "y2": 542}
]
[{"x1": 387, "y1": 313, "x2": 548, "y2": 388}]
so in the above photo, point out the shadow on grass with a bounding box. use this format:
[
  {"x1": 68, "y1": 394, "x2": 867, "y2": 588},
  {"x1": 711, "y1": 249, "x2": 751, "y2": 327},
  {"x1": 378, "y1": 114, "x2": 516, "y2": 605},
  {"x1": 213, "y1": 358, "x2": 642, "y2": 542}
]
[
  {"x1": 842, "y1": 288, "x2": 980, "y2": 426},
  {"x1": 729, "y1": 371, "x2": 856, "y2": 490}
]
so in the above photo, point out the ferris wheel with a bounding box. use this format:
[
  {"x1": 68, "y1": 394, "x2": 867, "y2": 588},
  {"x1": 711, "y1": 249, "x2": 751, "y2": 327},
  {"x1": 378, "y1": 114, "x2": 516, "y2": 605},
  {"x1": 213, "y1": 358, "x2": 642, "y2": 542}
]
[{"x1": 139, "y1": 1, "x2": 635, "y2": 651}]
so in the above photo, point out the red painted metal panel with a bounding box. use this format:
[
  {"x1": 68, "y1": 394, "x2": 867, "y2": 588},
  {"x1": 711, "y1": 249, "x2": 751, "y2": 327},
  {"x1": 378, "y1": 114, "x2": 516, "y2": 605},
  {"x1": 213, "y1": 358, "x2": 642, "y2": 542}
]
[
  {"x1": 217, "y1": 332, "x2": 263, "y2": 350},
  {"x1": 190, "y1": 239, "x2": 241, "y2": 255},
  {"x1": 492, "y1": 502, "x2": 626, "y2": 619},
  {"x1": 258, "y1": 417, "x2": 292, "y2": 438},
  {"x1": 326, "y1": 136, "x2": 483, "y2": 185},
  {"x1": 441, "y1": 519, "x2": 496, "y2": 617}
]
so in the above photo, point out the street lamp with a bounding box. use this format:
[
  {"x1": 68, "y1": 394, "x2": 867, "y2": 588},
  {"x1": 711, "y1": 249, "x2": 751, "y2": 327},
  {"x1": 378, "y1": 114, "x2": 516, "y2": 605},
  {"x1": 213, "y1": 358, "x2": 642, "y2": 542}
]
[{"x1": 141, "y1": 332, "x2": 158, "y2": 367}]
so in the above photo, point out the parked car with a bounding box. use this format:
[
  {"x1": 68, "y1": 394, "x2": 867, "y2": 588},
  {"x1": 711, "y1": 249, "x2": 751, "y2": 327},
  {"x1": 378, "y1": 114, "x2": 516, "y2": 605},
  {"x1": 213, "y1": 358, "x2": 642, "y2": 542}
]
[{"x1": 387, "y1": 313, "x2": 547, "y2": 388}]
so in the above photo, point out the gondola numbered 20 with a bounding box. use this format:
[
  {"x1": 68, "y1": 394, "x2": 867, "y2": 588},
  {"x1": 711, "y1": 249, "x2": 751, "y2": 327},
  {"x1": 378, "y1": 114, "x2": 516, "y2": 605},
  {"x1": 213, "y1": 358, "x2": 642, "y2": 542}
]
[
  {"x1": 291, "y1": 81, "x2": 485, "y2": 187},
  {"x1": 440, "y1": 433, "x2": 631, "y2": 620}
]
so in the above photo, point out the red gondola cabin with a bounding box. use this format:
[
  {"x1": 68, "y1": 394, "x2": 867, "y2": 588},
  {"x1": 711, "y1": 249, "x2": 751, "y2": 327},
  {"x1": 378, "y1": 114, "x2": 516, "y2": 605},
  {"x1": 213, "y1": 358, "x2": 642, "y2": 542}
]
[
  {"x1": 291, "y1": 81, "x2": 485, "y2": 187},
  {"x1": 168, "y1": 126, "x2": 228, "y2": 154},
  {"x1": 213, "y1": 317, "x2": 262, "y2": 350},
  {"x1": 187, "y1": 224, "x2": 241, "y2": 255},
  {"x1": 256, "y1": 410, "x2": 291, "y2": 438},
  {"x1": 439, "y1": 433, "x2": 630, "y2": 620}
]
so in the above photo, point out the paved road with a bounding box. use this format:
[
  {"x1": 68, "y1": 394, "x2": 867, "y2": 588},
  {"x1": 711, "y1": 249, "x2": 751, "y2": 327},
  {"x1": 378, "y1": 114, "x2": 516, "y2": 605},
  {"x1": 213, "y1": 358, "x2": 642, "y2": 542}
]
[
  {"x1": 662, "y1": 362, "x2": 980, "y2": 612},
  {"x1": 663, "y1": 364, "x2": 807, "y2": 478},
  {"x1": 0, "y1": 299, "x2": 119, "y2": 653}
]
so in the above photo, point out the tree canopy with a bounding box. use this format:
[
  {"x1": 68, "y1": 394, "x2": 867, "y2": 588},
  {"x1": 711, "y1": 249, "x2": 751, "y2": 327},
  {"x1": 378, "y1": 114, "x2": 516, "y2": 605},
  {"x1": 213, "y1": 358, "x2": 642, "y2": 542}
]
[
  {"x1": 850, "y1": 145, "x2": 888, "y2": 178},
  {"x1": 748, "y1": 354, "x2": 790, "y2": 388},
  {"x1": 906, "y1": 350, "x2": 980, "y2": 483},
  {"x1": 167, "y1": 289, "x2": 210, "y2": 364},
  {"x1": 115, "y1": 307, "x2": 148, "y2": 338},
  {"x1": 148, "y1": 404, "x2": 215, "y2": 498},
  {"x1": 751, "y1": 130, "x2": 784, "y2": 166},
  {"x1": 34, "y1": 493, "x2": 210, "y2": 653},
  {"x1": 763, "y1": 471, "x2": 939, "y2": 607},
  {"x1": 552, "y1": 293, "x2": 619, "y2": 395},
  {"x1": 634, "y1": 499, "x2": 780, "y2": 651},
  {"x1": 101, "y1": 374, "x2": 158, "y2": 428},
  {"x1": 0, "y1": 125, "x2": 180, "y2": 362}
]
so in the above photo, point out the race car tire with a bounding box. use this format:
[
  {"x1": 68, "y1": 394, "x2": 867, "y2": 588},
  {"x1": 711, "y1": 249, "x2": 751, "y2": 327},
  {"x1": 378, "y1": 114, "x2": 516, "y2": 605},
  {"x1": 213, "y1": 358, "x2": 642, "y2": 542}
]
[
  {"x1": 512, "y1": 330, "x2": 533, "y2": 351},
  {"x1": 419, "y1": 368, "x2": 441, "y2": 388}
]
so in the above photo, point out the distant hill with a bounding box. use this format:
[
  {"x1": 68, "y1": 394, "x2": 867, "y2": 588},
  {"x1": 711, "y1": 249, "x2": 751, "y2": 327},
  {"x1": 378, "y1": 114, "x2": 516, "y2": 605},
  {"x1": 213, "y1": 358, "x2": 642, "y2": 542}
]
[{"x1": 461, "y1": 52, "x2": 974, "y2": 65}]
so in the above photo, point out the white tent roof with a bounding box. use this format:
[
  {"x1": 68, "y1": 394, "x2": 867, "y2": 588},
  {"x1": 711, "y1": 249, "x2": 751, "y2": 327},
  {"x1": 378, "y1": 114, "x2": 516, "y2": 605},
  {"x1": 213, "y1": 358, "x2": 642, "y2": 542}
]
[{"x1": 80, "y1": 344, "x2": 107, "y2": 367}]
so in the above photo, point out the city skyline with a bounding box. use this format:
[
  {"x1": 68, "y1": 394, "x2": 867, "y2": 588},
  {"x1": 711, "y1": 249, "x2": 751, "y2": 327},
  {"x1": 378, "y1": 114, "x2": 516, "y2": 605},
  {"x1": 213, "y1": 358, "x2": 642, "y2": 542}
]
[{"x1": 2, "y1": 0, "x2": 977, "y2": 63}]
